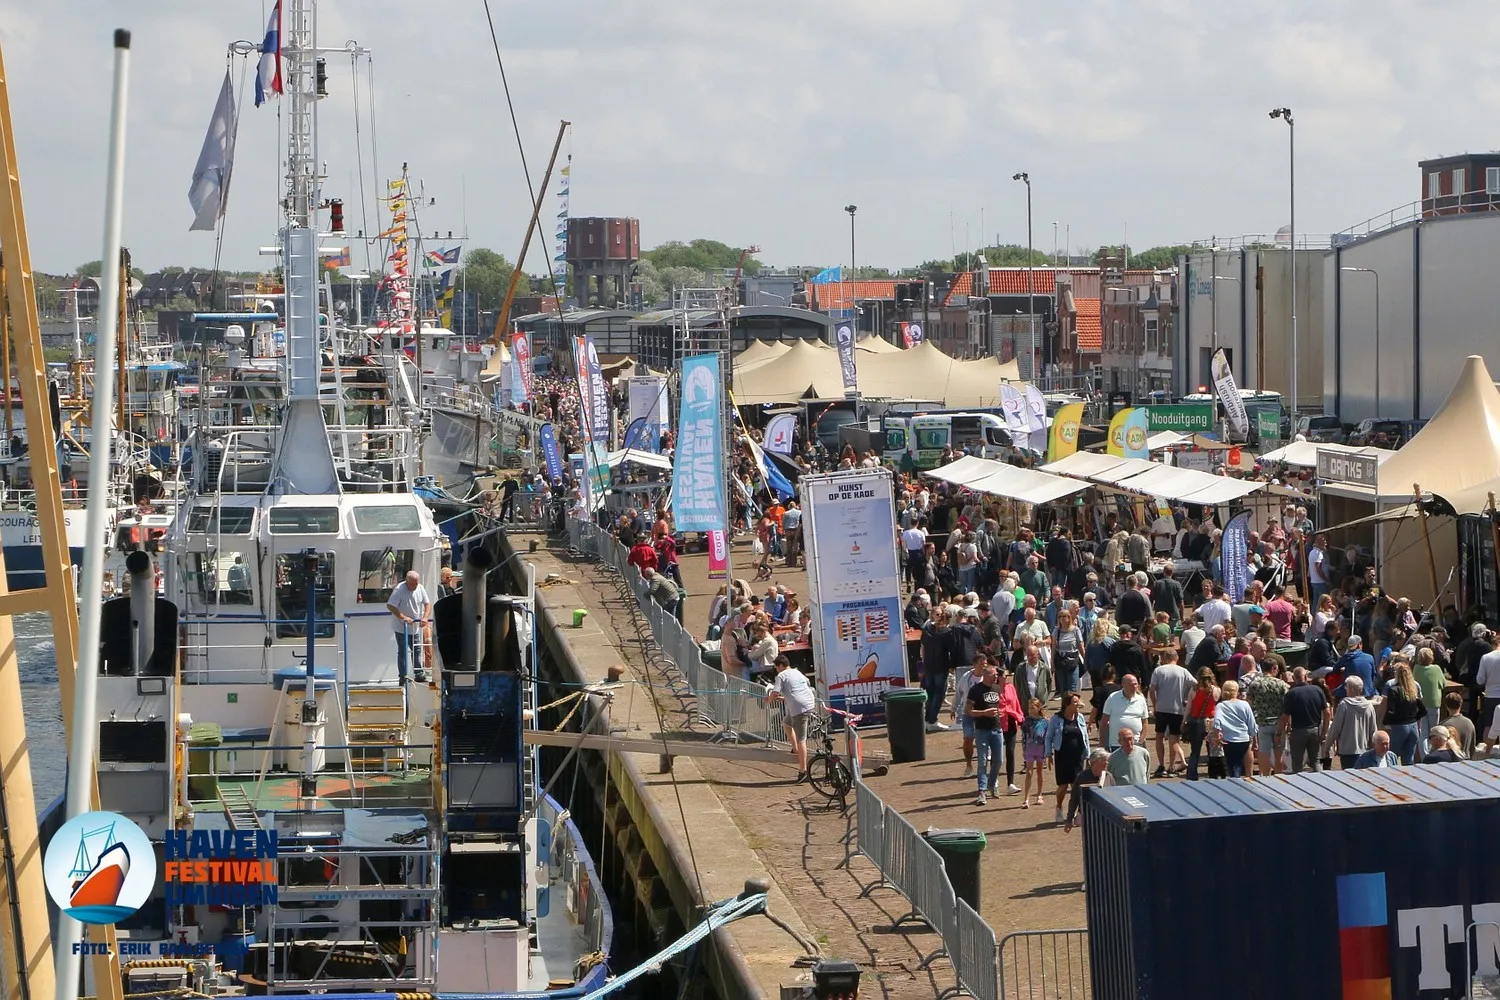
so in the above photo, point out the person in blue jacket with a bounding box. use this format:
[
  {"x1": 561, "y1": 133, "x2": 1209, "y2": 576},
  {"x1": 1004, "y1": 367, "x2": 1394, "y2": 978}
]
[{"x1": 1334, "y1": 635, "x2": 1375, "y2": 699}]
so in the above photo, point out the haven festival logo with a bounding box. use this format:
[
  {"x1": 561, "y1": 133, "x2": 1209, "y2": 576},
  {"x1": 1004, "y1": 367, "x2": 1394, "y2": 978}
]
[{"x1": 45, "y1": 811, "x2": 156, "y2": 925}]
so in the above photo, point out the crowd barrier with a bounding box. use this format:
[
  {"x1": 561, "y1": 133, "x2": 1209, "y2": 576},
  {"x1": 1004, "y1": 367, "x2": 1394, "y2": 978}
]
[
  {"x1": 562, "y1": 516, "x2": 1084, "y2": 1000},
  {"x1": 566, "y1": 518, "x2": 787, "y2": 746}
]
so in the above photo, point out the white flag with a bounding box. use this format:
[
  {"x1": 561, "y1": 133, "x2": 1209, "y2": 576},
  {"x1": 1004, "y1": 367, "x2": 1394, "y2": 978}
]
[
  {"x1": 1024, "y1": 383, "x2": 1048, "y2": 453},
  {"x1": 188, "y1": 71, "x2": 237, "y2": 232}
]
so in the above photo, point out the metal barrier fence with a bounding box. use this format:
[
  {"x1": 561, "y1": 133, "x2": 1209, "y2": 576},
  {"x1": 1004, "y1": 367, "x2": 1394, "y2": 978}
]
[
  {"x1": 997, "y1": 929, "x2": 1091, "y2": 1000},
  {"x1": 952, "y1": 903, "x2": 999, "y2": 1000},
  {"x1": 565, "y1": 517, "x2": 786, "y2": 746}
]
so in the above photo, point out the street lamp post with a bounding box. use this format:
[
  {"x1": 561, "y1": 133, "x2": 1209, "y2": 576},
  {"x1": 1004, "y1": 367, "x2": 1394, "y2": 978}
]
[
  {"x1": 1270, "y1": 107, "x2": 1296, "y2": 420},
  {"x1": 1341, "y1": 266, "x2": 1380, "y2": 415},
  {"x1": 1013, "y1": 172, "x2": 1034, "y2": 378},
  {"x1": 844, "y1": 204, "x2": 857, "y2": 327}
]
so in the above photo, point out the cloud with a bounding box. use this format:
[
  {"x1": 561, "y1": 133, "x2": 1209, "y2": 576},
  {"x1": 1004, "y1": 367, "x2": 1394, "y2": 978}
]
[{"x1": 0, "y1": 0, "x2": 1493, "y2": 274}]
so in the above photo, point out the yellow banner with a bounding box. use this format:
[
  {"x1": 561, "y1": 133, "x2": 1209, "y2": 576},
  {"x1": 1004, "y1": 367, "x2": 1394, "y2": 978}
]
[
  {"x1": 1047, "y1": 402, "x2": 1084, "y2": 463},
  {"x1": 1106, "y1": 407, "x2": 1137, "y2": 457}
]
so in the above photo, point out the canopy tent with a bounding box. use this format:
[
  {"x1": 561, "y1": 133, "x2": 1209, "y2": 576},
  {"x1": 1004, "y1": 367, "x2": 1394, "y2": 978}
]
[
  {"x1": 1259, "y1": 440, "x2": 1396, "y2": 469},
  {"x1": 732, "y1": 337, "x2": 1027, "y2": 407},
  {"x1": 1146, "y1": 431, "x2": 1188, "y2": 451},
  {"x1": 1043, "y1": 451, "x2": 1263, "y2": 504},
  {"x1": 925, "y1": 456, "x2": 1088, "y2": 505},
  {"x1": 604, "y1": 448, "x2": 672, "y2": 472},
  {"x1": 855, "y1": 335, "x2": 899, "y2": 353},
  {"x1": 734, "y1": 338, "x2": 792, "y2": 370},
  {"x1": 963, "y1": 354, "x2": 1023, "y2": 383},
  {"x1": 1378, "y1": 355, "x2": 1500, "y2": 499}
]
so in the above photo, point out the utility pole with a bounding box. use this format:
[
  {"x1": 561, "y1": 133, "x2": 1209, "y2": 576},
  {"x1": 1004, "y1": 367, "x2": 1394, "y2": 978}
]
[
  {"x1": 1271, "y1": 107, "x2": 1296, "y2": 418},
  {"x1": 1013, "y1": 172, "x2": 1034, "y2": 377}
]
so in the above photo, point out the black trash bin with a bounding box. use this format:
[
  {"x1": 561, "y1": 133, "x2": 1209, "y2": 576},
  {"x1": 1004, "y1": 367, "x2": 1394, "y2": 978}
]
[
  {"x1": 882, "y1": 687, "x2": 928, "y2": 763},
  {"x1": 922, "y1": 828, "x2": 987, "y2": 909}
]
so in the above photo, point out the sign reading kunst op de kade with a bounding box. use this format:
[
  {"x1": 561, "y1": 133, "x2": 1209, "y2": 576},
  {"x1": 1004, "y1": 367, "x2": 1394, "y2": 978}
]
[{"x1": 801, "y1": 469, "x2": 907, "y2": 722}]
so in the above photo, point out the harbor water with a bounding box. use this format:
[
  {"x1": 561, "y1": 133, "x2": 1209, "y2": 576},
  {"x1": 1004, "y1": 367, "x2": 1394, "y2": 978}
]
[{"x1": 16, "y1": 612, "x2": 65, "y2": 810}]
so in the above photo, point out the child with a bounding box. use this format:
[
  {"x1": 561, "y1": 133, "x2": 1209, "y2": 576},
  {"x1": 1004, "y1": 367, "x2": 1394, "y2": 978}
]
[{"x1": 1021, "y1": 697, "x2": 1050, "y2": 808}]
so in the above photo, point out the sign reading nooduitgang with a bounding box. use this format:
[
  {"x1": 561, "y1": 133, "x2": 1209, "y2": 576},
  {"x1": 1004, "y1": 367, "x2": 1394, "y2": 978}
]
[{"x1": 1146, "y1": 405, "x2": 1214, "y2": 432}]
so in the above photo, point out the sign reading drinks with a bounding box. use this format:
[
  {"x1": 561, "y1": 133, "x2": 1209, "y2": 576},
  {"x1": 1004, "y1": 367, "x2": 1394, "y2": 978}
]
[
  {"x1": 1146, "y1": 404, "x2": 1214, "y2": 432},
  {"x1": 1317, "y1": 449, "x2": 1379, "y2": 487}
]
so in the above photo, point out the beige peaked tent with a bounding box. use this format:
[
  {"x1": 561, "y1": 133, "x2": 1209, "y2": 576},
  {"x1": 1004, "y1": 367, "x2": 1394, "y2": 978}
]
[
  {"x1": 734, "y1": 338, "x2": 792, "y2": 371},
  {"x1": 733, "y1": 338, "x2": 1025, "y2": 407},
  {"x1": 732, "y1": 338, "x2": 848, "y2": 402},
  {"x1": 1371, "y1": 355, "x2": 1500, "y2": 606},
  {"x1": 961, "y1": 354, "x2": 1023, "y2": 384},
  {"x1": 855, "y1": 335, "x2": 899, "y2": 353}
]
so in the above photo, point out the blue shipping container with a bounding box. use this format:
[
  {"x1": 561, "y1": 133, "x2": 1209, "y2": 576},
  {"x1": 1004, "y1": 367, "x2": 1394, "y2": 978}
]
[{"x1": 1082, "y1": 761, "x2": 1500, "y2": 999}]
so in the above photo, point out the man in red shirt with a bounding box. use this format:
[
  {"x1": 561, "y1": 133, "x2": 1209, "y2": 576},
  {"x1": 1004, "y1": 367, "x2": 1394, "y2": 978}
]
[
  {"x1": 627, "y1": 537, "x2": 658, "y2": 576},
  {"x1": 1262, "y1": 585, "x2": 1296, "y2": 640}
]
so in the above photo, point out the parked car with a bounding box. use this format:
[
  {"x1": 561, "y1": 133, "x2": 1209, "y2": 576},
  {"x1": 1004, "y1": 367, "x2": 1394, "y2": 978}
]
[
  {"x1": 1294, "y1": 413, "x2": 1345, "y2": 444},
  {"x1": 1347, "y1": 418, "x2": 1405, "y2": 448}
]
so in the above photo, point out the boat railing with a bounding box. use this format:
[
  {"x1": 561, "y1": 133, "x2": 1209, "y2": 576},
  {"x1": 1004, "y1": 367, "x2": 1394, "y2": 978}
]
[
  {"x1": 539, "y1": 795, "x2": 614, "y2": 974},
  {"x1": 197, "y1": 423, "x2": 418, "y2": 492},
  {"x1": 184, "y1": 741, "x2": 436, "y2": 810}
]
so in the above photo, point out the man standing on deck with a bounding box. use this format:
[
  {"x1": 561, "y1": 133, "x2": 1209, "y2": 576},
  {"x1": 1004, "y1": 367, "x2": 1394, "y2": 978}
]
[{"x1": 387, "y1": 570, "x2": 431, "y2": 683}]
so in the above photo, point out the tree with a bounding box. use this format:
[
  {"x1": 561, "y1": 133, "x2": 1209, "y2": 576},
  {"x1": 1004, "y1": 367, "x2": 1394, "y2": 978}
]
[
  {"x1": 75, "y1": 260, "x2": 103, "y2": 278},
  {"x1": 1094, "y1": 244, "x2": 1193, "y2": 270},
  {"x1": 32, "y1": 274, "x2": 60, "y2": 316},
  {"x1": 634, "y1": 259, "x2": 667, "y2": 305},
  {"x1": 979, "y1": 245, "x2": 1051, "y2": 267},
  {"x1": 456, "y1": 248, "x2": 527, "y2": 310},
  {"x1": 640, "y1": 239, "x2": 762, "y2": 276}
]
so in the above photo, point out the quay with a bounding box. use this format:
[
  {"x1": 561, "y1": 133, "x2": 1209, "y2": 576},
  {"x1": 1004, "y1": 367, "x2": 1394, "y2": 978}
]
[{"x1": 496, "y1": 527, "x2": 1089, "y2": 999}]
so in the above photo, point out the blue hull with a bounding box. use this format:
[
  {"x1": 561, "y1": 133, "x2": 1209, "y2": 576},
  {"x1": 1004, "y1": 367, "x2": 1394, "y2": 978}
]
[{"x1": 3, "y1": 545, "x2": 85, "y2": 592}]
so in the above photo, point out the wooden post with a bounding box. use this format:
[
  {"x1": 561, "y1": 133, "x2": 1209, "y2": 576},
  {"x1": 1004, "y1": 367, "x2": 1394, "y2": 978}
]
[
  {"x1": 1414, "y1": 483, "x2": 1441, "y2": 602},
  {"x1": 490, "y1": 120, "x2": 571, "y2": 348}
]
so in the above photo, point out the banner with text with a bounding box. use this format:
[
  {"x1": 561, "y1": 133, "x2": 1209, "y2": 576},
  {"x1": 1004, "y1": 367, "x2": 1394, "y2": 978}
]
[
  {"x1": 627, "y1": 375, "x2": 669, "y2": 452},
  {"x1": 511, "y1": 331, "x2": 533, "y2": 405},
  {"x1": 583, "y1": 335, "x2": 611, "y2": 446},
  {"x1": 834, "y1": 321, "x2": 859, "y2": 398},
  {"x1": 1047, "y1": 402, "x2": 1084, "y2": 462},
  {"x1": 1212, "y1": 348, "x2": 1249, "y2": 438},
  {"x1": 671, "y1": 354, "x2": 726, "y2": 533},
  {"x1": 802, "y1": 469, "x2": 907, "y2": 722},
  {"x1": 1146, "y1": 404, "x2": 1213, "y2": 432},
  {"x1": 1221, "y1": 510, "x2": 1252, "y2": 603},
  {"x1": 540, "y1": 423, "x2": 564, "y2": 483}
]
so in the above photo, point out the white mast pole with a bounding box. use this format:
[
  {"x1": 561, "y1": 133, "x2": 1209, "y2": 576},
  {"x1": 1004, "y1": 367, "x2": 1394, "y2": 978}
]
[{"x1": 57, "y1": 28, "x2": 130, "y2": 1000}]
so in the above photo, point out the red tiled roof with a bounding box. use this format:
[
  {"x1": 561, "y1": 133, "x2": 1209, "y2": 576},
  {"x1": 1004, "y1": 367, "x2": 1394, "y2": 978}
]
[
  {"x1": 807, "y1": 280, "x2": 897, "y2": 312},
  {"x1": 988, "y1": 268, "x2": 1059, "y2": 295},
  {"x1": 1075, "y1": 297, "x2": 1102, "y2": 354},
  {"x1": 942, "y1": 271, "x2": 973, "y2": 306}
]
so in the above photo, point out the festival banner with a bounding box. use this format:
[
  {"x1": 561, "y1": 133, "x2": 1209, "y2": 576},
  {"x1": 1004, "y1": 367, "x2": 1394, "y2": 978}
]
[
  {"x1": 627, "y1": 375, "x2": 669, "y2": 452},
  {"x1": 671, "y1": 354, "x2": 725, "y2": 532},
  {"x1": 707, "y1": 528, "x2": 728, "y2": 580},
  {"x1": 801, "y1": 469, "x2": 907, "y2": 722},
  {"x1": 539, "y1": 423, "x2": 564, "y2": 483},
  {"x1": 834, "y1": 321, "x2": 859, "y2": 398},
  {"x1": 1047, "y1": 402, "x2": 1084, "y2": 463},
  {"x1": 1221, "y1": 510, "x2": 1253, "y2": 602},
  {"x1": 620, "y1": 417, "x2": 649, "y2": 453},
  {"x1": 511, "y1": 331, "x2": 533, "y2": 404},
  {"x1": 1023, "y1": 384, "x2": 1047, "y2": 453},
  {"x1": 998, "y1": 383, "x2": 1029, "y2": 450},
  {"x1": 1212, "y1": 348, "x2": 1249, "y2": 438},
  {"x1": 583, "y1": 335, "x2": 610, "y2": 447},
  {"x1": 1107, "y1": 407, "x2": 1135, "y2": 457},
  {"x1": 902, "y1": 322, "x2": 924, "y2": 348},
  {"x1": 1121, "y1": 407, "x2": 1150, "y2": 459},
  {"x1": 764, "y1": 412, "x2": 797, "y2": 456}
]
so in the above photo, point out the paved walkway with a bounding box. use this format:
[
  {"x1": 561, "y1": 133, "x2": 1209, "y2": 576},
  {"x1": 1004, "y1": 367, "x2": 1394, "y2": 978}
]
[{"x1": 513, "y1": 531, "x2": 968, "y2": 999}]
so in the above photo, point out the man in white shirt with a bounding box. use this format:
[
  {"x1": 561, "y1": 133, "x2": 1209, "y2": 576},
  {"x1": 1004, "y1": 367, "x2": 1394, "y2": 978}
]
[
  {"x1": 1101, "y1": 673, "x2": 1149, "y2": 750},
  {"x1": 387, "y1": 570, "x2": 431, "y2": 683},
  {"x1": 1198, "y1": 584, "x2": 1232, "y2": 633},
  {"x1": 1476, "y1": 646, "x2": 1500, "y2": 719},
  {"x1": 1307, "y1": 533, "x2": 1329, "y2": 600},
  {"x1": 901, "y1": 520, "x2": 928, "y2": 590},
  {"x1": 767, "y1": 655, "x2": 817, "y2": 781},
  {"x1": 1150, "y1": 510, "x2": 1177, "y2": 557}
]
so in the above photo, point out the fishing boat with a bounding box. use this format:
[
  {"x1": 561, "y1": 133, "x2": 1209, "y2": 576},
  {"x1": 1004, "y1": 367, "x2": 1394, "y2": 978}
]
[{"x1": 50, "y1": 4, "x2": 613, "y2": 995}]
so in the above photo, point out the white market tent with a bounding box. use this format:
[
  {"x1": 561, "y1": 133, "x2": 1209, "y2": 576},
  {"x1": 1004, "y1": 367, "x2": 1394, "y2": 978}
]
[
  {"x1": 1146, "y1": 431, "x2": 1189, "y2": 451},
  {"x1": 1259, "y1": 440, "x2": 1396, "y2": 468},
  {"x1": 732, "y1": 338, "x2": 1027, "y2": 407},
  {"x1": 1042, "y1": 451, "x2": 1263, "y2": 504},
  {"x1": 604, "y1": 448, "x2": 672, "y2": 472},
  {"x1": 926, "y1": 455, "x2": 1088, "y2": 505}
]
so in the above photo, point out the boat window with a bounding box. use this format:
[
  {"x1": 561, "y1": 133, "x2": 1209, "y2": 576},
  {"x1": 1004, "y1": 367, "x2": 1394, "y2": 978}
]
[
  {"x1": 187, "y1": 505, "x2": 255, "y2": 534},
  {"x1": 274, "y1": 552, "x2": 336, "y2": 638},
  {"x1": 883, "y1": 428, "x2": 907, "y2": 452},
  {"x1": 268, "y1": 507, "x2": 340, "y2": 534},
  {"x1": 352, "y1": 505, "x2": 421, "y2": 533},
  {"x1": 190, "y1": 552, "x2": 255, "y2": 605},
  {"x1": 357, "y1": 548, "x2": 414, "y2": 604}
]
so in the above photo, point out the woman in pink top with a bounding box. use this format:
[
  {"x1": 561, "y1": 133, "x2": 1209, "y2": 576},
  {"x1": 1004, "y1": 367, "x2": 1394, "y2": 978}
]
[{"x1": 994, "y1": 668, "x2": 1026, "y2": 795}]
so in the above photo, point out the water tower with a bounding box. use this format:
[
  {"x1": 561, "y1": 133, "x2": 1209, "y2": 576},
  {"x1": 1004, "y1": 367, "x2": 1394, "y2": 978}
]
[{"x1": 567, "y1": 217, "x2": 639, "y2": 307}]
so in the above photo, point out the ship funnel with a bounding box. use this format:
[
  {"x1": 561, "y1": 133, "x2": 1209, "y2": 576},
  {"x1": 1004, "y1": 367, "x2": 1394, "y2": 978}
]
[
  {"x1": 127, "y1": 550, "x2": 154, "y2": 676},
  {"x1": 461, "y1": 547, "x2": 494, "y2": 670}
]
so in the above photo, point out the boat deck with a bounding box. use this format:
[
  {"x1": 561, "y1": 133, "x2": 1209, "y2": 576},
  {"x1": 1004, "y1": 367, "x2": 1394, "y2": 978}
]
[{"x1": 191, "y1": 769, "x2": 436, "y2": 813}]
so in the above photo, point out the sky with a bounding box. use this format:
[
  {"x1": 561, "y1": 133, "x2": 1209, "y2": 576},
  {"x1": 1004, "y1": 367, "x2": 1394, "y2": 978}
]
[{"x1": 0, "y1": 0, "x2": 1493, "y2": 276}]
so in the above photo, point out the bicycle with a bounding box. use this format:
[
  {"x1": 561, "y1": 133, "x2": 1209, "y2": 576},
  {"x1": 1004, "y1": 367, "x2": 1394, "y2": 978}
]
[{"x1": 805, "y1": 706, "x2": 861, "y2": 803}]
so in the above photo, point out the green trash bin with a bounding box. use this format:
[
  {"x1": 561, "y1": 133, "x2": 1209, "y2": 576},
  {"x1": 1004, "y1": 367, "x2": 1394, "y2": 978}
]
[
  {"x1": 923, "y1": 828, "x2": 987, "y2": 909},
  {"x1": 1275, "y1": 641, "x2": 1309, "y2": 669},
  {"x1": 187, "y1": 722, "x2": 223, "y2": 803},
  {"x1": 881, "y1": 687, "x2": 928, "y2": 763}
]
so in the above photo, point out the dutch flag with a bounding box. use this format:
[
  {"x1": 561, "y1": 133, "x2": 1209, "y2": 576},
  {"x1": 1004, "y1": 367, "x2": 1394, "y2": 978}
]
[{"x1": 255, "y1": 1, "x2": 282, "y2": 107}]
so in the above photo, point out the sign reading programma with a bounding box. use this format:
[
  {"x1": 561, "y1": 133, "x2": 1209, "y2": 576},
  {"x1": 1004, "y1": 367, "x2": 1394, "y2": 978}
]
[{"x1": 1146, "y1": 404, "x2": 1214, "y2": 432}]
